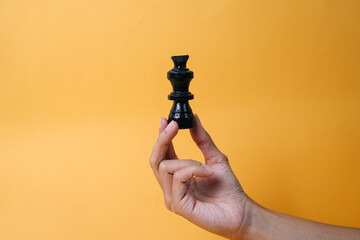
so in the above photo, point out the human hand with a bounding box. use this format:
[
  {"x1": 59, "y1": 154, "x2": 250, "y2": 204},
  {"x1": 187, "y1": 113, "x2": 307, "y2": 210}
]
[{"x1": 149, "y1": 115, "x2": 250, "y2": 239}]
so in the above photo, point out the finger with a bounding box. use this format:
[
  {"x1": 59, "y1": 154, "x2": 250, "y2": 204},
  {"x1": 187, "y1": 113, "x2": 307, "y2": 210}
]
[
  {"x1": 166, "y1": 142, "x2": 178, "y2": 159},
  {"x1": 158, "y1": 159, "x2": 202, "y2": 209},
  {"x1": 150, "y1": 120, "x2": 179, "y2": 170},
  {"x1": 159, "y1": 117, "x2": 168, "y2": 133},
  {"x1": 159, "y1": 117, "x2": 178, "y2": 159},
  {"x1": 158, "y1": 162, "x2": 174, "y2": 210},
  {"x1": 171, "y1": 164, "x2": 214, "y2": 213},
  {"x1": 151, "y1": 118, "x2": 178, "y2": 193},
  {"x1": 159, "y1": 159, "x2": 202, "y2": 175},
  {"x1": 190, "y1": 114, "x2": 223, "y2": 161}
]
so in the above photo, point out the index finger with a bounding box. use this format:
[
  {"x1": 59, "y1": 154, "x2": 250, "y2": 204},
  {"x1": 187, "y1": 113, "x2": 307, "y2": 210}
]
[{"x1": 149, "y1": 120, "x2": 179, "y2": 170}]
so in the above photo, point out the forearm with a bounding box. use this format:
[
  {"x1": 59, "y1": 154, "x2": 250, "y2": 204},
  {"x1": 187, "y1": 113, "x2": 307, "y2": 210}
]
[{"x1": 240, "y1": 198, "x2": 360, "y2": 240}]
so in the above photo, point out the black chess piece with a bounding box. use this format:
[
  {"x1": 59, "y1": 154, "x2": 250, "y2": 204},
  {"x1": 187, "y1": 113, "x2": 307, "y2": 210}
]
[{"x1": 167, "y1": 55, "x2": 195, "y2": 129}]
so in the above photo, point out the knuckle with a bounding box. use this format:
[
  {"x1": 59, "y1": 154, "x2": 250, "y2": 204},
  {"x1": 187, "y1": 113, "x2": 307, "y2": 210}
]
[
  {"x1": 170, "y1": 202, "x2": 175, "y2": 212},
  {"x1": 164, "y1": 198, "x2": 172, "y2": 211},
  {"x1": 170, "y1": 202, "x2": 179, "y2": 214},
  {"x1": 165, "y1": 204, "x2": 172, "y2": 211},
  {"x1": 173, "y1": 171, "x2": 181, "y2": 182},
  {"x1": 159, "y1": 161, "x2": 167, "y2": 173},
  {"x1": 149, "y1": 158, "x2": 155, "y2": 169},
  {"x1": 197, "y1": 137, "x2": 210, "y2": 148},
  {"x1": 219, "y1": 153, "x2": 228, "y2": 162}
]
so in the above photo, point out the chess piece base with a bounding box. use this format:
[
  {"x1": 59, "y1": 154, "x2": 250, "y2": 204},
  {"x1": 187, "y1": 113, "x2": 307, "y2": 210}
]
[{"x1": 168, "y1": 100, "x2": 194, "y2": 129}]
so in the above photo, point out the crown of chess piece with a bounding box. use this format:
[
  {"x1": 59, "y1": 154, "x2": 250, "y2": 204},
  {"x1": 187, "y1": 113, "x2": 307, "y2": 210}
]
[{"x1": 167, "y1": 55, "x2": 195, "y2": 129}]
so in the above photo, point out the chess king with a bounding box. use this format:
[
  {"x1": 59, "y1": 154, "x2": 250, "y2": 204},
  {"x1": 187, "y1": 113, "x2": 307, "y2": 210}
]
[{"x1": 167, "y1": 55, "x2": 195, "y2": 129}]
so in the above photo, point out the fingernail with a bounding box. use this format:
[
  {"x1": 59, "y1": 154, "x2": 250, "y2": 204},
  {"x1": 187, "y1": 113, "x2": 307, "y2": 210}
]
[{"x1": 201, "y1": 164, "x2": 214, "y2": 173}]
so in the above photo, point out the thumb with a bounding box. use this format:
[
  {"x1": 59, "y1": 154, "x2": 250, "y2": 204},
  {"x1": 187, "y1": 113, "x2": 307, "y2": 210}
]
[{"x1": 190, "y1": 114, "x2": 225, "y2": 162}]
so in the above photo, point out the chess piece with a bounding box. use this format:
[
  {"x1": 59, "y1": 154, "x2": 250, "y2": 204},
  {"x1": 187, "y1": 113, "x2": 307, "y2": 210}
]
[{"x1": 167, "y1": 55, "x2": 195, "y2": 129}]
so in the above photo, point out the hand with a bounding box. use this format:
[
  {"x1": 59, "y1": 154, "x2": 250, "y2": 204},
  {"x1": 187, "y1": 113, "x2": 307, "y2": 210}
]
[{"x1": 149, "y1": 115, "x2": 250, "y2": 239}]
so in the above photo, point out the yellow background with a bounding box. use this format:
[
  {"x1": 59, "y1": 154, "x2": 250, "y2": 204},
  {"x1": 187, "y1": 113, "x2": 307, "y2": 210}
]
[{"x1": 1, "y1": 0, "x2": 359, "y2": 239}]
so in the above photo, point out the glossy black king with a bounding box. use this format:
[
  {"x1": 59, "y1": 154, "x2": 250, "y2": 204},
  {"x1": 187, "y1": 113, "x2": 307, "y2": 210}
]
[{"x1": 167, "y1": 55, "x2": 195, "y2": 129}]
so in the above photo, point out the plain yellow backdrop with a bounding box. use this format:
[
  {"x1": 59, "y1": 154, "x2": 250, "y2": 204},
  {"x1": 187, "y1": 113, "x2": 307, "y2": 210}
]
[{"x1": 1, "y1": 0, "x2": 359, "y2": 239}]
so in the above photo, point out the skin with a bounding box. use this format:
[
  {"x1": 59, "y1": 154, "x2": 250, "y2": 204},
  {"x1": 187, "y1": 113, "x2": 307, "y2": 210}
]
[{"x1": 149, "y1": 115, "x2": 360, "y2": 240}]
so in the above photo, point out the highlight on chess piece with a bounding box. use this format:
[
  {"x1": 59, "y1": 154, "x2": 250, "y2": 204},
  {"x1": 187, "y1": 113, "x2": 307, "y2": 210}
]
[{"x1": 167, "y1": 55, "x2": 195, "y2": 129}]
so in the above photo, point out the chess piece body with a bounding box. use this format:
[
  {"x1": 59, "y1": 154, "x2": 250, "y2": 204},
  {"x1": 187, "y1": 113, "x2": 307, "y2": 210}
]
[{"x1": 167, "y1": 55, "x2": 195, "y2": 129}]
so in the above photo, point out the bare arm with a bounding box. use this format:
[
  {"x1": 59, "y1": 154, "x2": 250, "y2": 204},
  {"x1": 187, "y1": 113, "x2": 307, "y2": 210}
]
[
  {"x1": 149, "y1": 115, "x2": 360, "y2": 240},
  {"x1": 243, "y1": 199, "x2": 360, "y2": 240}
]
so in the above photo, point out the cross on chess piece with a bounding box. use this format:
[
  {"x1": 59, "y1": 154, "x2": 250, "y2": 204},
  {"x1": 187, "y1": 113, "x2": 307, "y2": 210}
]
[{"x1": 167, "y1": 55, "x2": 195, "y2": 129}]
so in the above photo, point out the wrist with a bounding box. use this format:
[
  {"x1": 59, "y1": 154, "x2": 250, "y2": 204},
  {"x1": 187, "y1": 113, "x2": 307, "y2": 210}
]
[{"x1": 236, "y1": 197, "x2": 272, "y2": 240}]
